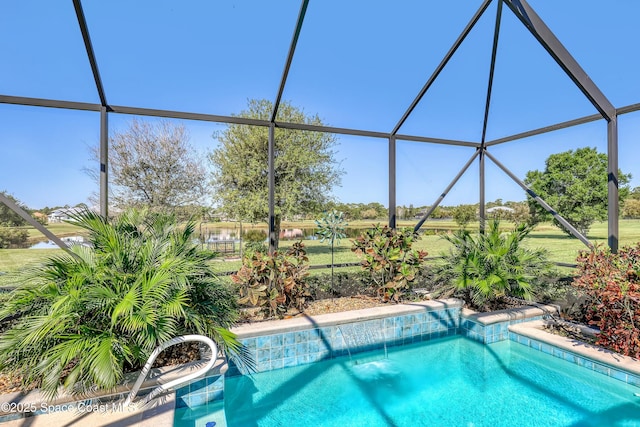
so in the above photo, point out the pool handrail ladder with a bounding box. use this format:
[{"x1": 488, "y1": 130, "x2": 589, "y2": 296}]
[{"x1": 123, "y1": 334, "x2": 218, "y2": 408}]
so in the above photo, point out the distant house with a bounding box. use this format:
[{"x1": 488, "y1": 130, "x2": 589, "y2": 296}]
[
  {"x1": 486, "y1": 206, "x2": 515, "y2": 215},
  {"x1": 32, "y1": 212, "x2": 48, "y2": 223},
  {"x1": 47, "y1": 207, "x2": 87, "y2": 223}
]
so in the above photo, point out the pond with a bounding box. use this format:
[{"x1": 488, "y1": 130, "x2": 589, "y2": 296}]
[{"x1": 29, "y1": 236, "x2": 87, "y2": 249}]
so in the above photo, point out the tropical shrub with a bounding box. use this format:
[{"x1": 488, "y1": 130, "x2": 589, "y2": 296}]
[
  {"x1": 351, "y1": 225, "x2": 428, "y2": 302},
  {"x1": 0, "y1": 209, "x2": 248, "y2": 398},
  {"x1": 233, "y1": 241, "x2": 310, "y2": 317},
  {"x1": 573, "y1": 244, "x2": 640, "y2": 358},
  {"x1": 435, "y1": 220, "x2": 553, "y2": 310}
]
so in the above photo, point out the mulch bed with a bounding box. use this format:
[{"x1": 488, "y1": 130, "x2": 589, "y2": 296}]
[
  {"x1": 238, "y1": 295, "x2": 389, "y2": 323},
  {"x1": 541, "y1": 321, "x2": 598, "y2": 345}
]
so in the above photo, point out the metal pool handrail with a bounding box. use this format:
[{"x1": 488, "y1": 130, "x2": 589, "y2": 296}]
[{"x1": 123, "y1": 334, "x2": 218, "y2": 408}]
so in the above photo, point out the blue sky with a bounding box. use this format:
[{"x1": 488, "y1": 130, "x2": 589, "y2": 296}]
[{"x1": 1, "y1": 1, "x2": 639, "y2": 209}]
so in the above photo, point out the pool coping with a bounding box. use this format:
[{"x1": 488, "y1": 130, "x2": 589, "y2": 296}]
[
  {"x1": 509, "y1": 319, "x2": 640, "y2": 379},
  {"x1": 461, "y1": 302, "x2": 559, "y2": 325},
  {"x1": 231, "y1": 298, "x2": 463, "y2": 339}
]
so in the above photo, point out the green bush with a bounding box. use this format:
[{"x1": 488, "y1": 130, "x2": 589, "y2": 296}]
[
  {"x1": 435, "y1": 219, "x2": 553, "y2": 310},
  {"x1": 452, "y1": 205, "x2": 476, "y2": 228},
  {"x1": 351, "y1": 225, "x2": 428, "y2": 302},
  {"x1": 0, "y1": 227, "x2": 28, "y2": 249},
  {"x1": 0, "y1": 209, "x2": 249, "y2": 398},
  {"x1": 243, "y1": 241, "x2": 268, "y2": 259},
  {"x1": 243, "y1": 229, "x2": 267, "y2": 243},
  {"x1": 242, "y1": 229, "x2": 268, "y2": 259}
]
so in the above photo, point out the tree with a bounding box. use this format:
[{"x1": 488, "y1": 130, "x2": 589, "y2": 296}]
[
  {"x1": 89, "y1": 119, "x2": 207, "y2": 209},
  {"x1": 629, "y1": 186, "x2": 640, "y2": 200},
  {"x1": 0, "y1": 192, "x2": 29, "y2": 248},
  {"x1": 453, "y1": 204, "x2": 476, "y2": 228},
  {"x1": 622, "y1": 199, "x2": 640, "y2": 219},
  {"x1": 0, "y1": 227, "x2": 28, "y2": 249},
  {"x1": 525, "y1": 147, "x2": 630, "y2": 237},
  {"x1": 0, "y1": 191, "x2": 27, "y2": 227},
  {"x1": 209, "y1": 99, "x2": 343, "y2": 249},
  {"x1": 508, "y1": 201, "x2": 532, "y2": 225}
]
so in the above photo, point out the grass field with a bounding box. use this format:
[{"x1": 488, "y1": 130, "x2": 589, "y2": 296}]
[
  {"x1": 2, "y1": 219, "x2": 639, "y2": 287},
  {"x1": 24, "y1": 222, "x2": 86, "y2": 242}
]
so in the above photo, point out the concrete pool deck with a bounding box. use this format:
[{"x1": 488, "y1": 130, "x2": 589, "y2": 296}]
[
  {"x1": 0, "y1": 393, "x2": 175, "y2": 427},
  {"x1": 509, "y1": 319, "x2": 640, "y2": 383},
  {"x1": 0, "y1": 354, "x2": 227, "y2": 426}
]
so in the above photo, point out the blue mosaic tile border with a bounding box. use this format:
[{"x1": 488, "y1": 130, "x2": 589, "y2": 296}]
[
  {"x1": 509, "y1": 332, "x2": 640, "y2": 388},
  {"x1": 461, "y1": 315, "x2": 546, "y2": 344},
  {"x1": 175, "y1": 374, "x2": 224, "y2": 409},
  {"x1": 228, "y1": 307, "x2": 461, "y2": 376}
]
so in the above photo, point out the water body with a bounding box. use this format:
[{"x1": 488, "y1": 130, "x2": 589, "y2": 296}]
[{"x1": 219, "y1": 336, "x2": 640, "y2": 427}]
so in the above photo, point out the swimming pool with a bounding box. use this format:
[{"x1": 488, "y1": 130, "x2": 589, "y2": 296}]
[{"x1": 175, "y1": 335, "x2": 640, "y2": 427}]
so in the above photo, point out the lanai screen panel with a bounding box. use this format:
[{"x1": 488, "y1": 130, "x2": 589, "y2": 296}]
[
  {"x1": 279, "y1": 0, "x2": 487, "y2": 133},
  {"x1": 485, "y1": 6, "x2": 600, "y2": 141},
  {"x1": 0, "y1": 105, "x2": 98, "y2": 209},
  {"x1": 0, "y1": 2, "x2": 97, "y2": 102},
  {"x1": 81, "y1": 1, "x2": 299, "y2": 114},
  {"x1": 529, "y1": 0, "x2": 640, "y2": 109},
  {"x1": 397, "y1": 0, "x2": 497, "y2": 142}
]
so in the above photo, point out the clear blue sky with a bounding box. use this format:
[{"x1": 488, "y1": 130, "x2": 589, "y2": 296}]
[{"x1": 1, "y1": 1, "x2": 639, "y2": 210}]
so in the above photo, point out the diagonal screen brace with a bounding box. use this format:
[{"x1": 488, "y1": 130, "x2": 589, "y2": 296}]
[
  {"x1": 503, "y1": 0, "x2": 615, "y2": 121},
  {"x1": 483, "y1": 150, "x2": 592, "y2": 248},
  {"x1": 414, "y1": 149, "x2": 481, "y2": 233},
  {"x1": 0, "y1": 193, "x2": 73, "y2": 254}
]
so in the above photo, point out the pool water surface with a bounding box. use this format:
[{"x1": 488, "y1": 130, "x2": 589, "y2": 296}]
[{"x1": 177, "y1": 336, "x2": 640, "y2": 427}]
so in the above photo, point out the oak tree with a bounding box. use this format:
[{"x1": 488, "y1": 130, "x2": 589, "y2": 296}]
[
  {"x1": 209, "y1": 99, "x2": 343, "y2": 249},
  {"x1": 524, "y1": 147, "x2": 630, "y2": 236}
]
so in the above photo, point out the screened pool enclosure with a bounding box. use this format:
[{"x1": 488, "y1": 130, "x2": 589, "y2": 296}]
[{"x1": 1, "y1": 0, "x2": 639, "y2": 254}]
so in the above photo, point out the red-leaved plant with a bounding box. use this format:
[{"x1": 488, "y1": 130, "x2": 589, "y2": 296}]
[
  {"x1": 351, "y1": 225, "x2": 428, "y2": 302},
  {"x1": 573, "y1": 244, "x2": 640, "y2": 358},
  {"x1": 232, "y1": 241, "x2": 310, "y2": 318}
]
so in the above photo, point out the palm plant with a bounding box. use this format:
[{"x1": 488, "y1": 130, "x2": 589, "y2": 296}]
[
  {"x1": 0, "y1": 209, "x2": 249, "y2": 399},
  {"x1": 435, "y1": 219, "x2": 553, "y2": 309},
  {"x1": 315, "y1": 210, "x2": 347, "y2": 291}
]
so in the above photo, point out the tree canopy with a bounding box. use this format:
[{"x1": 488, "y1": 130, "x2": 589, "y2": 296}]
[
  {"x1": 92, "y1": 119, "x2": 207, "y2": 209},
  {"x1": 209, "y1": 99, "x2": 343, "y2": 248},
  {"x1": 0, "y1": 191, "x2": 27, "y2": 226},
  {"x1": 524, "y1": 147, "x2": 630, "y2": 236}
]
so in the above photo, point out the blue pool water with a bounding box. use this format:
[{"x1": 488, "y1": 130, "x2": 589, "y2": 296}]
[{"x1": 176, "y1": 336, "x2": 640, "y2": 427}]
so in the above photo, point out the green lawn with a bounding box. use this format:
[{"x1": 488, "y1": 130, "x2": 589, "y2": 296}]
[
  {"x1": 24, "y1": 222, "x2": 85, "y2": 241},
  {"x1": 3, "y1": 220, "x2": 640, "y2": 286},
  {"x1": 128, "y1": 219, "x2": 640, "y2": 275}
]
